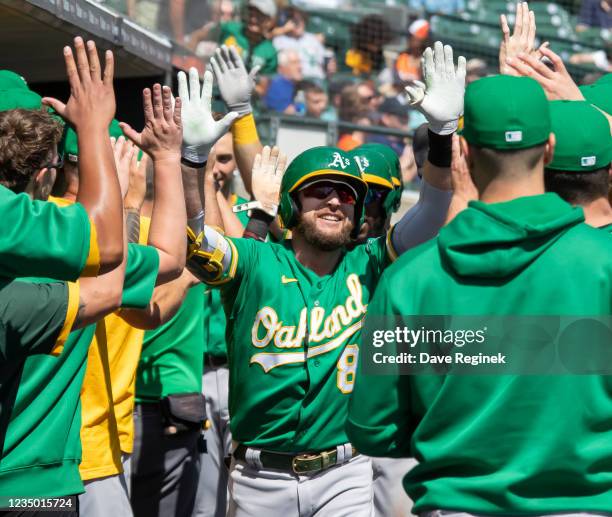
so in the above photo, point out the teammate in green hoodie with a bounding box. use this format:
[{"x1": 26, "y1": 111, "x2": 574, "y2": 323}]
[
  {"x1": 544, "y1": 100, "x2": 612, "y2": 233},
  {"x1": 347, "y1": 75, "x2": 612, "y2": 515}
]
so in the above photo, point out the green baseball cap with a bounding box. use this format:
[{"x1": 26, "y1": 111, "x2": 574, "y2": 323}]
[
  {"x1": 547, "y1": 100, "x2": 612, "y2": 172},
  {"x1": 358, "y1": 142, "x2": 403, "y2": 212},
  {"x1": 0, "y1": 71, "x2": 28, "y2": 90},
  {"x1": 0, "y1": 88, "x2": 42, "y2": 111},
  {"x1": 61, "y1": 118, "x2": 124, "y2": 161},
  {"x1": 463, "y1": 75, "x2": 551, "y2": 150},
  {"x1": 580, "y1": 74, "x2": 612, "y2": 115},
  {"x1": 348, "y1": 148, "x2": 394, "y2": 190}
]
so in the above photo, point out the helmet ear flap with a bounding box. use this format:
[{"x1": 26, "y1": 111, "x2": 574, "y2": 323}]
[{"x1": 279, "y1": 191, "x2": 301, "y2": 229}]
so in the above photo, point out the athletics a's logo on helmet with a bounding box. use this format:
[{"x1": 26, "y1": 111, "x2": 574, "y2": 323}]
[
  {"x1": 353, "y1": 156, "x2": 369, "y2": 174},
  {"x1": 329, "y1": 152, "x2": 351, "y2": 170}
]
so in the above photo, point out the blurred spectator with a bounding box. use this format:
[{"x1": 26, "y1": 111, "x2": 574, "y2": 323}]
[
  {"x1": 329, "y1": 79, "x2": 353, "y2": 113},
  {"x1": 576, "y1": 0, "x2": 612, "y2": 30},
  {"x1": 273, "y1": 7, "x2": 330, "y2": 81},
  {"x1": 466, "y1": 58, "x2": 490, "y2": 83},
  {"x1": 570, "y1": 42, "x2": 612, "y2": 72},
  {"x1": 263, "y1": 49, "x2": 303, "y2": 113},
  {"x1": 346, "y1": 15, "x2": 393, "y2": 76},
  {"x1": 357, "y1": 81, "x2": 383, "y2": 114},
  {"x1": 156, "y1": 0, "x2": 212, "y2": 43},
  {"x1": 337, "y1": 84, "x2": 371, "y2": 151},
  {"x1": 302, "y1": 82, "x2": 336, "y2": 120},
  {"x1": 408, "y1": 0, "x2": 465, "y2": 14},
  {"x1": 218, "y1": 0, "x2": 235, "y2": 22},
  {"x1": 366, "y1": 97, "x2": 409, "y2": 156},
  {"x1": 394, "y1": 20, "x2": 430, "y2": 84},
  {"x1": 188, "y1": 0, "x2": 278, "y2": 73}
]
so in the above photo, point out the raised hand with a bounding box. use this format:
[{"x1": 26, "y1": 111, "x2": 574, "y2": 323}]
[
  {"x1": 42, "y1": 37, "x2": 115, "y2": 130},
  {"x1": 210, "y1": 45, "x2": 259, "y2": 117},
  {"x1": 506, "y1": 46, "x2": 584, "y2": 101},
  {"x1": 405, "y1": 42, "x2": 466, "y2": 135},
  {"x1": 178, "y1": 68, "x2": 238, "y2": 165},
  {"x1": 120, "y1": 85, "x2": 183, "y2": 162},
  {"x1": 251, "y1": 146, "x2": 287, "y2": 217},
  {"x1": 124, "y1": 150, "x2": 148, "y2": 211},
  {"x1": 499, "y1": 2, "x2": 549, "y2": 75},
  {"x1": 111, "y1": 135, "x2": 136, "y2": 198}
]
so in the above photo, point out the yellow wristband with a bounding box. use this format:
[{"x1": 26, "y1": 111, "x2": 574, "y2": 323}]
[{"x1": 232, "y1": 113, "x2": 259, "y2": 145}]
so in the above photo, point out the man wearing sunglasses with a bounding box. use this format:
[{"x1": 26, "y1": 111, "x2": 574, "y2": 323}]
[{"x1": 186, "y1": 41, "x2": 464, "y2": 516}]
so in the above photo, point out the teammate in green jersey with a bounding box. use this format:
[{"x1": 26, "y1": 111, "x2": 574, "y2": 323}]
[
  {"x1": 544, "y1": 101, "x2": 612, "y2": 231},
  {"x1": 348, "y1": 75, "x2": 612, "y2": 515},
  {"x1": 185, "y1": 41, "x2": 465, "y2": 516},
  {"x1": 0, "y1": 40, "x2": 125, "y2": 280}
]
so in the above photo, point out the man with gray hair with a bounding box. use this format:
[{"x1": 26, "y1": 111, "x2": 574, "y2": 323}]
[{"x1": 263, "y1": 48, "x2": 303, "y2": 113}]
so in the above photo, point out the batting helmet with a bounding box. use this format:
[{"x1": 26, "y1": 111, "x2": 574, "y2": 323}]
[
  {"x1": 278, "y1": 146, "x2": 368, "y2": 238},
  {"x1": 349, "y1": 147, "x2": 396, "y2": 217},
  {"x1": 359, "y1": 143, "x2": 403, "y2": 212}
]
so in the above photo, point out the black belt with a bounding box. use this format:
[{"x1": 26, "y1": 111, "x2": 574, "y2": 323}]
[
  {"x1": 233, "y1": 444, "x2": 359, "y2": 475},
  {"x1": 204, "y1": 354, "x2": 228, "y2": 368}
]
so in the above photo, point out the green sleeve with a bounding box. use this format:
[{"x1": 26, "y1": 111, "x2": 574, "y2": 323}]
[
  {"x1": 0, "y1": 279, "x2": 70, "y2": 362},
  {"x1": 0, "y1": 187, "x2": 93, "y2": 280},
  {"x1": 207, "y1": 236, "x2": 257, "y2": 287},
  {"x1": 366, "y1": 236, "x2": 392, "y2": 276},
  {"x1": 121, "y1": 244, "x2": 160, "y2": 309},
  {"x1": 346, "y1": 271, "x2": 413, "y2": 458},
  {"x1": 253, "y1": 42, "x2": 278, "y2": 75}
]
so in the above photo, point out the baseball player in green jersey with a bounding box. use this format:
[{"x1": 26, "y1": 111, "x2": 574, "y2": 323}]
[
  {"x1": 348, "y1": 75, "x2": 612, "y2": 515},
  {"x1": 544, "y1": 101, "x2": 612, "y2": 232},
  {"x1": 184, "y1": 41, "x2": 465, "y2": 516},
  {"x1": 0, "y1": 41, "x2": 126, "y2": 280}
]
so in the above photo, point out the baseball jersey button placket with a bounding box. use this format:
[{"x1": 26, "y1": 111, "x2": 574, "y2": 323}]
[{"x1": 314, "y1": 300, "x2": 320, "y2": 307}]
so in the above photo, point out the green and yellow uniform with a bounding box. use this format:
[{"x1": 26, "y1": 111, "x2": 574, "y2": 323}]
[
  {"x1": 188, "y1": 148, "x2": 397, "y2": 453},
  {"x1": 0, "y1": 243, "x2": 159, "y2": 498},
  {"x1": 219, "y1": 22, "x2": 277, "y2": 74},
  {"x1": 0, "y1": 186, "x2": 99, "y2": 279}
]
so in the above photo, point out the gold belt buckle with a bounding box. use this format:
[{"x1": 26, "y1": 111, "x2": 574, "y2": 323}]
[
  {"x1": 292, "y1": 452, "x2": 322, "y2": 474},
  {"x1": 291, "y1": 450, "x2": 335, "y2": 474}
]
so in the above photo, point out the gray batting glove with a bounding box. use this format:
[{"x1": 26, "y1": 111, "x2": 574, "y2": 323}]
[
  {"x1": 210, "y1": 45, "x2": 259, "y2": 117},
  {"x1": 405, "y1": 41, "x2": 466, "y2": 135},
  {"x1": 178, "y1": 67, "x2": 238, "y2": 164}
]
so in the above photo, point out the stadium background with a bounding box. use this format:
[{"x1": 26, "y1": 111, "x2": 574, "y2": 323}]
[{"x1": 1, "y1": 0, "x2": 607, "y2": 208}]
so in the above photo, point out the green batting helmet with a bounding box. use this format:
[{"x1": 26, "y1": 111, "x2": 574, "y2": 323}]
[
  {"x1": 279, "y1": 146, "x2": 368, "y2": 238},
  {"x1": 359, "y1": 143, "x2": 403, "y2": 212},
  {"x1": 349, "y1": 147, "x2": 396, "y2": 216}
]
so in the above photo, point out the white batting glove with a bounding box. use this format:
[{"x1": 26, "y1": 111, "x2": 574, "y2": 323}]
[
  {"x1": 250, "y1": 146, "x2": 287, "y2": 217},
  {"x1": 405, "y1": 41, "x2": 466, "y2": 135},
  {"x1": 210, "y1": 45, "x2": 259, "y2": 117},
  {"x1": 178, "y1": 67, "x2": 238, "y2": 165}
]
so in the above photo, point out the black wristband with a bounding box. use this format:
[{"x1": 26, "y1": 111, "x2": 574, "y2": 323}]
[
  {"x1": 427, "y1": 130, "x2": 452, "y2": 168},
  {"x1": 244, "y1": 209, "x2": 274, "y2": 241},
  {"x1": 181, "y1": 156, "x2": 206, "y2": 169}
]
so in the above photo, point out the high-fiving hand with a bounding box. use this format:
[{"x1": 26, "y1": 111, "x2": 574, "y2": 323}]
[
  {"x1": 499, "y1": 2, "x2": 549, "y2": 76},
  {"x1": 42, "y1": 37, "x2": 115, "y2": 130},
  {"x1": 251, "y1": 146, "x2": 287, "y2": 217},
  {"x1": 120, "y1": 85, "x2": 183, "y2": 162},
  {"x1": 210, "y1": 45, "x2": 259, "y2": 117},
  {"x1": 405, "y1": 41, "x2": 466, "y2": 135},
  {"x1": 178, "y1": 68, "x2": 238, "y2": 165}
]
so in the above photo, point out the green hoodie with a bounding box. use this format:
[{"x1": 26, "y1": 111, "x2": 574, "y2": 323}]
[{"x1": 348, "y1": 193, "x2": 612, "y2": 514}]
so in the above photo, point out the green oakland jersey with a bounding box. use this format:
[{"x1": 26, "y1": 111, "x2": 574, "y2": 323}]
[
  {"x1": 0, "y1": 187, "x2": 99, "y2": 280},
  {"x1": 215, "y1": 236, "x2": 390, "y2": 452},
  {"x1": 0, "y1": 244, "x2": 159, "y2": 498},
  {"x1": 219, "y1": 22, "x2": 277, "y2": 75},
  {"x1": 600, "y1": 222, "x2": 612, "y2": 234}
]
